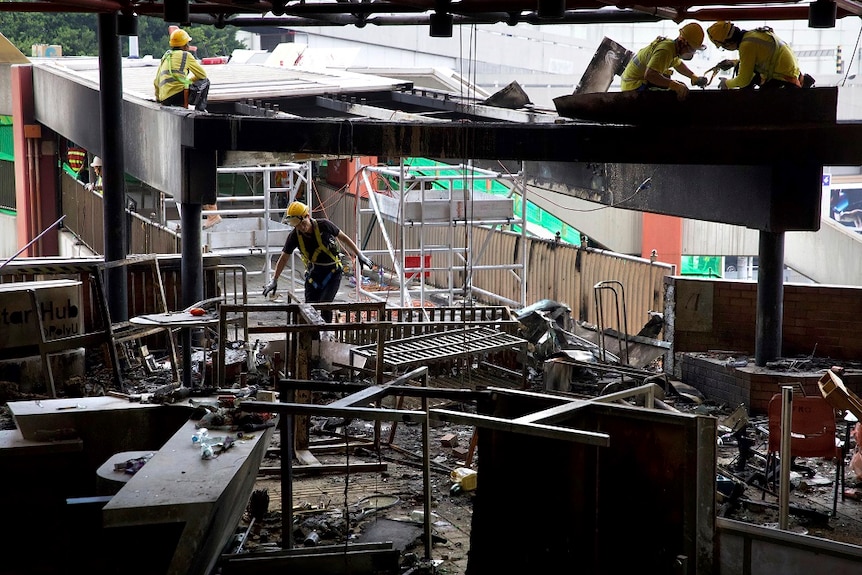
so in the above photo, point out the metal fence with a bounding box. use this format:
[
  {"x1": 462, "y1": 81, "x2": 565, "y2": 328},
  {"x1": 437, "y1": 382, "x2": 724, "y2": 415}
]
[{"x1": 62, "y1": 173, "x2": 675, "y2": 334}]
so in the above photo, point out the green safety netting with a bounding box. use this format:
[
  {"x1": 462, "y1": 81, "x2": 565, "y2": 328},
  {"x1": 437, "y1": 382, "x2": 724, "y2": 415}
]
[
  {"x1": 0, "y1": 116, "x2": 13, "y2": 162},
  {"x1": 681, "y1": 255, "x2": 723, "y2": 277}
]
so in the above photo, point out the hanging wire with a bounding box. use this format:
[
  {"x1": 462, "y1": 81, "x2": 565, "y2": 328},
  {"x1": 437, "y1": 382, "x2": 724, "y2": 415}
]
[
  {"x1": 526, "y1": 168, "x2": 658, "y2": 213},
  {"x1": 841, "y1": 21, "x2": 862, "y2": 87}
]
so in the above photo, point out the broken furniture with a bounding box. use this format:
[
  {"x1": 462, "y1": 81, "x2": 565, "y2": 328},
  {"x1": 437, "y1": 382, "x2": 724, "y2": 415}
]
[
  {"x1": 130, "y1": 302, "x2": 221, "y2": 389},
  {"x1": 240, "y1": 381, "x2": 715, "y2": 573},
  {"x1": 110, "y1": 255, "x2": 181, "y2": 383},
  {"x1": 765, "y1": 392, "x2": 841, "y2": 516},
  {"x1": 0, "y1": 258, "x2": 123, "y2": 396}
]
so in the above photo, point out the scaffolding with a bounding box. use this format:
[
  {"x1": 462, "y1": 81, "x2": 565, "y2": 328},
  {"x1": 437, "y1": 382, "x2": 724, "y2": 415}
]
[
  {"x1": 357, "y1": 159, "x2": 528, "y2": 309},
  {"x1": 165, "y1": 162, "x2": 311, "y2": 281}
]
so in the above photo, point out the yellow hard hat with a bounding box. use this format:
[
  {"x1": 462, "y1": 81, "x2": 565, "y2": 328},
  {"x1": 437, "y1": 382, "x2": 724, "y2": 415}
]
[
  {"x1": 287, "y1": 201, "x2": 309, "y2": 218},
  {"x1": 679, "y1": 22, "x2": 705, "y2": 51},
  {"x1": 707, "y1": 21, "x2": 734, "y2": 47},
  {"x1": 169, "y1": 28, "x2": 192, "y2": 48}
]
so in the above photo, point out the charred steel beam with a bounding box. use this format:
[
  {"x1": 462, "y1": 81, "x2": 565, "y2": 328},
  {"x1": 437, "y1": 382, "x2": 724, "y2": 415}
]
[
  {"x1": 196, "y1": 7, "x2": 664, "y2": 26},
  {"x1": 0, "y1": 1, "x2": 254, "y2": 13},
  {"x1": 184, "y1": 115, "x2": 862, "y2": 166},
  {"x1": 686, "y1": 5, "x2": 858, "y2": 20}
]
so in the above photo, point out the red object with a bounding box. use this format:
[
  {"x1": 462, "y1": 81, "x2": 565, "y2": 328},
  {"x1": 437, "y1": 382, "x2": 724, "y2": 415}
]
[
  {"x1": 405, "y1": 255, "x2": 432, "y2": 279},
  {"x1": 201, "y1": 56, "x2": 228, "y2": 65}
]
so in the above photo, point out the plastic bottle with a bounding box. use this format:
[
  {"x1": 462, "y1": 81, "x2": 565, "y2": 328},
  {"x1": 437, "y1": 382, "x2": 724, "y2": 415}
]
[{"x1": 192, "y1": 428, "x2": 209, "y2": 445}]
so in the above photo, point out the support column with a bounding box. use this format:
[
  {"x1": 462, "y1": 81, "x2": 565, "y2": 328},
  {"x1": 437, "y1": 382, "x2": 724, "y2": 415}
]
[
  {"x1": 180, "y1": 202, "x2": 202, "y2": 389},
  {"x1": 10, "y1": 65, "x2": 35, "y2": 255},
  {"x1": 179, "y1": 148, "x2": 216, "y2": 388},
  {"x1": 98, "y1": 13, "x2": 129, "y2": 321},
  {"x1": 755, "y1": 230, "x2": 784, "y2": 366}
]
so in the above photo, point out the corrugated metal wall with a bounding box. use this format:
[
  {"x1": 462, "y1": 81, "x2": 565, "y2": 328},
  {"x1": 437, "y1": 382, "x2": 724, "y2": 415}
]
[
  {"x1": 57, "y1": 175, "x2": 674, "y2": 335},
  {"x1": 317, "y1": 184, "x2": 674, "y2": 331},
  {"x1": 682, "y1": 220, "x2": 759, "y2": 256}
]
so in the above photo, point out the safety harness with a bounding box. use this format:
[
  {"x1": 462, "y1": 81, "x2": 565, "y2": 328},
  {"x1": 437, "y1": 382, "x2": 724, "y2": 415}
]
[
  {"x1": 297, "y1": 219, "x2": 344, "y2": 289},
  {"x1": 741, "y1": 27, "x2": 801, "y2": 87},
  {"x1": 157, "y1": 50, "x2": 193, "y2": 91}
]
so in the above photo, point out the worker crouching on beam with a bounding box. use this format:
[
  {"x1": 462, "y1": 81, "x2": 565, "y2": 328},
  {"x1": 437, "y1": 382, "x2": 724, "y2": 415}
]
[
  {"x1": 707, "y1": 21, "x2": 814, "y2": 90},
  {"x1": 620, "y1": 22, "x2": 708, "y2": 100}
]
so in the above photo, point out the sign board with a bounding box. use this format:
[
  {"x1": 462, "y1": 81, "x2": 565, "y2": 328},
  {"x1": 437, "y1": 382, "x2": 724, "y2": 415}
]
[{"x1": 0, "y1": 280, "x2": 83, "y2": 349}]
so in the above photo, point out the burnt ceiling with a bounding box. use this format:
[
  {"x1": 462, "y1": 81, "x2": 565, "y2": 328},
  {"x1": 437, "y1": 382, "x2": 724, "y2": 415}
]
[{"x1": 0, "y1": 0, "x2": 858, "y2": 30}]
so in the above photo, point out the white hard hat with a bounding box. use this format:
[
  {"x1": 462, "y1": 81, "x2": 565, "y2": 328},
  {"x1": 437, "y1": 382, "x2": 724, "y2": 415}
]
[{"x1": 91, "y1": 156, "x2": 102, "y2": 168}]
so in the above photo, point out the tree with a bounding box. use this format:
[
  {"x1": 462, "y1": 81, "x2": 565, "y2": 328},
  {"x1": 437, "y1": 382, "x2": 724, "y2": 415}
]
[{"x1": 0, "y1": 13, "x2": 245, "y2": 57}]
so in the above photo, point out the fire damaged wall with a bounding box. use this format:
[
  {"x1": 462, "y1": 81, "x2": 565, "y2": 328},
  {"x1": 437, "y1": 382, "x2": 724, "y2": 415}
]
[
  {"x1": 467, "y1": 391, "x2": 716, "y2": 574},
  {"x1": 665, "y1": 277, "x2": 862, "y2": 361}
]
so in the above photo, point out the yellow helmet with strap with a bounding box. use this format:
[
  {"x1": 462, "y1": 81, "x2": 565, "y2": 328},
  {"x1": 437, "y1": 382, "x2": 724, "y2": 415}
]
[
  {"x1": 679, "y1": 22, "x2": 705, "y2": 51},
  {"x1": 707, "y1": 21, "x2": 734, "y2": 47},
  {"x1": 287, "y1": 201, "x2": 309, "y2": 218}
]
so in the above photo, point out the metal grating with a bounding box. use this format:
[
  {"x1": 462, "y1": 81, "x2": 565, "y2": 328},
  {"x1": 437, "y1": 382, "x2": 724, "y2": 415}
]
[{"x1": 353, "y1": 326, "x2": 525, "y2": 368}]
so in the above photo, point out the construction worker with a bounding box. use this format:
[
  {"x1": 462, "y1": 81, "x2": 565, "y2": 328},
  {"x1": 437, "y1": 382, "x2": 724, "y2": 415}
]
[
  {"x1": 84, "y1": 156, "x2": 103, "y2": 194},
  {"x1": 263, "y1": 201, "x2": 374, "y2": 320},
  {"x1": 706, "y1": 21, "x2": 811, "y2": 89},
  {"x1": 620, "y1": 22, "x2": 708, "y2": 100},
  {"x1": 154, "y1": 28, "x2": 210, "y2": 112}
]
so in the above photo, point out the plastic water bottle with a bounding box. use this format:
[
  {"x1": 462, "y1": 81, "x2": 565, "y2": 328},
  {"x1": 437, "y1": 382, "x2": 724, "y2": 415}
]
[{"x1": 192, "y1": 428, "x2": 209, "y2": 445}]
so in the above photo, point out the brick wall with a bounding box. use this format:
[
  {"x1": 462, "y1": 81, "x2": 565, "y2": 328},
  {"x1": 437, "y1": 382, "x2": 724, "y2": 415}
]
[
  {"x1": 681, "y1": 354, "x2": 862, "y2": 415},
  {"x1": 668, "y1": 278, "x2": 862, "y2": 360}
]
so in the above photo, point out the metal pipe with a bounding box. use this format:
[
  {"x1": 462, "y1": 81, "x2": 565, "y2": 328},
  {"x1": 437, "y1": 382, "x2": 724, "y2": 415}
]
[
  {"x1": 26, "y1": 139, "x2": 38, "y2": 256},
  {"x1": 779, "y1": 385, "x2": 793, "y2": 530},
  {"x1": 33, "y1": 138, "x2": 43, "y2": 255},
  {"x1": 0, "y1": 215, "x2": 66, "y2": 273},
  {"x1": 98, "y1": 12, "x2": 129, "y2": 321},
  {"x1": 755, "y1": 230, "x2": 785, "y2": 366},
  {"x1": 421, "y1": 371, "x2": 433, "y2": 560}
]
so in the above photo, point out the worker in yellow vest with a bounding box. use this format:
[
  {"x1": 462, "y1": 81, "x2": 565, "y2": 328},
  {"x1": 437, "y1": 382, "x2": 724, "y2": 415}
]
[
  {"x1": 154, "y1": 28, "x2": 210, "y2": 112},
  {"x1": 707, "y1": 21, "x2": 812, "y2": 89},
  {"x1": 263, "y1": 201, "x2": 374, "y2": 321},
  {"x1": 620, "y1": 22, "x2": 708, "y2": 99}
]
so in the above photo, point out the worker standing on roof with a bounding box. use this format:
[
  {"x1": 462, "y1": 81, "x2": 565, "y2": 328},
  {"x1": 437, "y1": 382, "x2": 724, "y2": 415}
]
[
  {"x1": 154, "y1": 28, "x2": 210, "y2": 112},
  {"x1": 707, "y1": 21, "x2": 813, "y2": 89},
  {"x1": 620, "y1": 22, "x2": 708, "y2": 100},
  {"x1": 263, "y1": 201, "x2": 375, "y2": 321}
]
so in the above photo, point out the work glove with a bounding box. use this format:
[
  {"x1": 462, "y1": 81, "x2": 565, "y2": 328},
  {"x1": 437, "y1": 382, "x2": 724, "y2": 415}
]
[
  {"x1": 668, "y1": 80, "x2": 688, "y2": 100},
  {"x1": 691, "y1": 75, "x2": 708, "y2": 88},
  {"x1": 262, "y1": 278, "x2": 278, "y2": 297},
  {"x1": 358, "y1": 253, "x2": 374, "y2": 271}
]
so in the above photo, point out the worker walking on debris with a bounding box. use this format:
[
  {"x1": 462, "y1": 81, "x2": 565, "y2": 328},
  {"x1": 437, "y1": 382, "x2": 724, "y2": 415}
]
[
  {"x1": 620, "y1": 22, "x2": 708, "y2": 99},
  {"x1": 154, "y1": 28, "x2": 210, "y2": 112},
  {"x1": 707, "y1": 21, "x2": 813, "y2": 89},
  {"x1": 263, "y1": 201, "x2": 375, "y2": 321}
]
